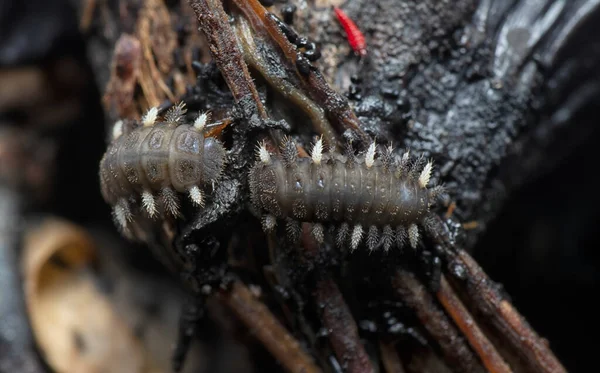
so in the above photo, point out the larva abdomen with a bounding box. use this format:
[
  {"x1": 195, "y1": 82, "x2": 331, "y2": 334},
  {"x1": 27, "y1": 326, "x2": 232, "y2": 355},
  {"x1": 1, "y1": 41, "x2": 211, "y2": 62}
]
[
  {"x1": 99, "y1": 106, "x2": 226, "y2": 235},
  {"x1": 138, "y1": 124, "x2": 175, "y2": 191},
  {"x1": 253, "y1": 158, "x2": 429, "y2": 227},
  {"x1": 249, "y1": 139, "x2": 441, "y2": 251}
]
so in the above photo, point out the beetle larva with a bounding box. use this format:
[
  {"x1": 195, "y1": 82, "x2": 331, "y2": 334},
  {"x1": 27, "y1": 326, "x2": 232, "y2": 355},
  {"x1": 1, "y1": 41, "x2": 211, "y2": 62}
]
[
  {"x1": 248, "y1": 137, "x2": 444, "y2": 252},
  {"x1": 99, "y1": 103, "x2": 226, "y2": 233}
]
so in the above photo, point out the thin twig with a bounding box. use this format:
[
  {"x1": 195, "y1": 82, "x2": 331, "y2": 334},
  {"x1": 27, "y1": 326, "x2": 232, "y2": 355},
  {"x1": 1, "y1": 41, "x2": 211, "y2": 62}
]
[
  {"x1": 437, "y1": 274, "x2": 513, "y2": 373},
  {"x1": 219, "y1": 281, "x2": 322, "y2": 373},
  {"x1": 392, "y1": 270, "x2": 485, "y2": 373},
  {"x1": 188, "y1": 0, "x2": 267, "y2": 119},
  {"x1": 301, "y1": 224, "x2": 375, "y2": 373},
  {"x1": 451, "y1": 250, "x2": 567, "y2": 373},
  {"x1": 79, "y1": 0, "x2": 96, "y2": 32},
  {"x1": 231, "y1": 16, "x2": 337, "y2": 147},
  {"x1": 315, "y1": 278, "x2": 375, "y2": 373},
  {"x1": 379, "y1": 341, "x2": 406, "y2": 373}
]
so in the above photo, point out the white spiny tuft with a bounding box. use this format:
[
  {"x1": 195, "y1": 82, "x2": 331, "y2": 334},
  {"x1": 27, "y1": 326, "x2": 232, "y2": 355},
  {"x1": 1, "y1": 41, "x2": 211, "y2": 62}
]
[
  {"x1": 311, "y1": 223, "x2": 325, "y2": 243},
  {"x1": 408, "y1": 224, "x2": 419, "y2": 249},
  {"x1": 350, "y1": 224, "x2": 363, "y2": 251},
  {"x1": 336, "y1": 223, "x2": 349, "y2": 247},
  {"x1": 367, "y1": 225, "x2": 379, "y2": 251},
  {"x1": 114, "y1": 198, "x2": 132, "y2": 229},
  {"x1": 188, "y1": 185, "x2": 204, "y2": 207},
  {"x1": 386, "y1": 143, "x2": 394, "y2": 155},
  {"x1": 257, "y1": 141, "x2": 271, "y2": 164},
  {"x1": 161, "y1": 187, "x2": 180, "y2": 216},
  {"x1": 262, "y1": 215, "x2": 277, "y2": 232},
  {"x1": 402, "y1": 150, "x2": 410, "y2": 163},
  {"x1": 193, "y1": 112, "x2": 209, "y2": 131},
  {"x1": 141, "y1": 190, "x2": 157, "y2": 217},
  {"x1": 112, "y1": 120, "x2": 123, "y2": 140},
  {"x1": 285, "y1": 219, "x2": 301, "y2": 241},
  {"x1": 113, "y1": 206, "x2": 127, "y2": 229},
  {"x1": 419, "y1": 161, "x2": 433, "y2": 188},
  {"x1": 311, "y1": 136, "x2": 324, "y2": 165},
  {"x1": 142, "y1": 107, "x2": 159, "y2": 127},
  {"x1": 365, "y1": 141, "x2": 376, "y2": 168},
  {"x1": 381, "y1": 225, "x2": 394, "y2": 252}
]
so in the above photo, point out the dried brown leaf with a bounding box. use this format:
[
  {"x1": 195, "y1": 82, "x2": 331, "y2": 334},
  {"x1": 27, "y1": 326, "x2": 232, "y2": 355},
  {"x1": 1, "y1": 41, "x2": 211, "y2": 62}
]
[{"x1": 22, "y1": 219, "x2": 156, "y2": 373}]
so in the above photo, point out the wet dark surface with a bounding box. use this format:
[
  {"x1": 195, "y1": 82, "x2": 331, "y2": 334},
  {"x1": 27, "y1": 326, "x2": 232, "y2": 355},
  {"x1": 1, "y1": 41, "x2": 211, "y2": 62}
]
[{"x1": 1, "y1": 0, "x2": 600, "y2": 372}]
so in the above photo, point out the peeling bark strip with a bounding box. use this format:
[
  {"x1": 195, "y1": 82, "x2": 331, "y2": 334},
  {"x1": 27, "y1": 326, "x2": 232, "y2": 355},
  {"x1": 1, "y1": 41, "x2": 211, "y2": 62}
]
[
  {"x1": 392, "y1": 270, "x2": 485, "y2": 373},
  {"x1": 219, "y1": 281, "x2": 322, "y2": 373},
  {"x1": 437, "y1": 275, "x2": 512, "y2": 373},
  {"x1": 188, "y1": 0, "x2": 267, "y2": 119},
  {"x1": 231, "y1": 15, "x2": 338, "y2": 147},
  {"x1": 315, "y1": 278, "x2": 375, "y2": 373},
  {"x1": 452, "y1": 251, "x2": 567, "y2": 373}
]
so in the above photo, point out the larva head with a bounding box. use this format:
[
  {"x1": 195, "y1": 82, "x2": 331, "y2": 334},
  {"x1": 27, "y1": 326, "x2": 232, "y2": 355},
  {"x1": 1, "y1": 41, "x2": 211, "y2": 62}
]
[
  {"x1": 201, "y1": 137, "x2": 226, "y2": 184},
  {"x1": 395, "y1": 180, "x2": 430, "y2": 224}
]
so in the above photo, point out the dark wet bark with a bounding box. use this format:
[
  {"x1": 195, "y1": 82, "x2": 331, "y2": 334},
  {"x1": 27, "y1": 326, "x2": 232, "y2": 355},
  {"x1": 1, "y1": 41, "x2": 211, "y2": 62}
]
[{"x1": 3, "y1": 0, "x2": 600, "y2": 372}]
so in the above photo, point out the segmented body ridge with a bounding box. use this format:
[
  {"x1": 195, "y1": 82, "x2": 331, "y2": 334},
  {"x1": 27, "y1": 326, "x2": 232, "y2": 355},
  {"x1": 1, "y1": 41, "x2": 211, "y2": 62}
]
[
  {"x1": 99, "y1": 104, "x2": 226, "y2": 235},
  {"x1": 249, "y1": 138, "x2": 442, "y2": 251}
]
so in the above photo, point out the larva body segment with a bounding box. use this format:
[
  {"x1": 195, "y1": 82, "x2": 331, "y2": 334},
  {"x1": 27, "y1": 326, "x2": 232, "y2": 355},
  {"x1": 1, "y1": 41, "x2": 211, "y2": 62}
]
[
  {"x1": 99, "y1": 105, "x2": 226, "y2": 234},
  {"x1": 249, "y1": 139, "x2": 441, "y2": 252},
  {"x1": 251, "y1": 157, "x2": 429, "y2": 226}
]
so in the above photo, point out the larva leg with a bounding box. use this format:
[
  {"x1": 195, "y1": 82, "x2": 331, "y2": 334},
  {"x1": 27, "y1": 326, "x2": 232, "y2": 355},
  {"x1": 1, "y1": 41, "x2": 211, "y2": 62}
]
[
  {"x1": 160, "y1": 186, "x2": 181, "y2": 217},
  {"x1": 395, "y1": 226, "x2": 407, "y2": 249},
  {"x1": 262, "y1": 214, "x2": 277, "y2": 232},
  {"x1": 141, "y1": 190, "x2": 158, "y2": 217},
  {"x1": 311, "y1": 223, "x2": 325, "y2": 243},
  {"x1": 336, "y1": 222, "x2": 350, "y2": 247},
  {"x1": 408, "y1": 224, "x2": 420, "y2": 249},
  {"x1": 113, "y1": 198, "x2": 132, "y2": 229},
  {"x1": 285, "y1": 218, "x2": 301, "y2": 242},
  {"x1": 188, "y1": 185, "x2": 204, "y2": 207},
  {"x1": 350, "y1": 224, "x2": 363, "y2": 251},
  {"x1": 380, "y1": 225, "x2": 394, "y2": 252},
  {"x1": 366, "y1": 225, "x2": 379, "y2": 251}
]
